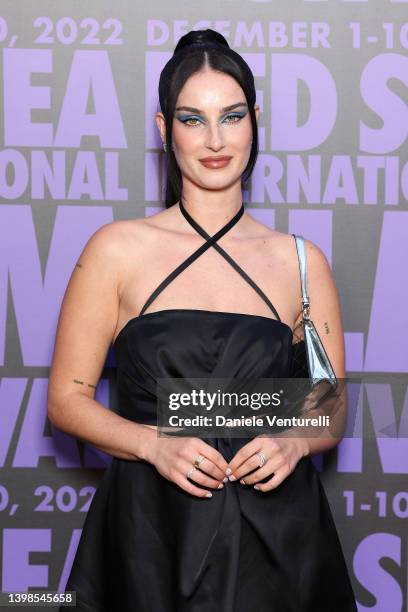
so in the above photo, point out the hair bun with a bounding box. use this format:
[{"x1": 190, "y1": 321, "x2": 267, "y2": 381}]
[{"x1": 174, "y1": 29, "x2": 230, "y2": 55}]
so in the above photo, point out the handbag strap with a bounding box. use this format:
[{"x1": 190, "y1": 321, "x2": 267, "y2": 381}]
[{"x1": 291, "y1": 234, "x2": 310, "y2": 319}]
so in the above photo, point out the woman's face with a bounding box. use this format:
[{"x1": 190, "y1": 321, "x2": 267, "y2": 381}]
[{"x1": 157, "y1": 67, "x2": 259, "y2": 191}]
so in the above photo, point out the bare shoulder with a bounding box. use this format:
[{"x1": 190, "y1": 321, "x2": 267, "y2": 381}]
[
  {"x1": 303, "y1": 237, "x2": 332, "y2": 274},
  {"x1": 301, "y1": 237, "x2": 338, "y2": 301},
  {"x1": 77, "y1": 213, "x2": 168, "y2": 273},
  {"x1": 266, "y1": 229, "x2": 337, "y2": 302},
  {"x1": 104, "y1": 206, "x2": 180, "y2": 245},
  {"x1": 79, "y1": 209, "x2": 182, "y2": 292},
  {"x1": 244, "y1": 213, "x2": 298, "y2": 269},
  {"x1": 81, "y1": 216, "x2": 151, "y2": 253},
  {"x1": 78, "y1": 218, "x2": 134, "y2": 260},
  {"x1": 245, "y1": 214, "x2": 340, "y2": 325},
  {"x1": 246, "y1": 213, "x2": 331, "y2": 275}
]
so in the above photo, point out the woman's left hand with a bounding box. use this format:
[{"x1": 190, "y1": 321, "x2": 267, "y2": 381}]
[{"x1": 226, "y1": 436, "x2": 309, "y2": 492}]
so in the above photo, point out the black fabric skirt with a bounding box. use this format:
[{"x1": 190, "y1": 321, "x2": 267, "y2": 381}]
[{"x1": 59, "y1": 441, "x2": 358, "y2": 612}]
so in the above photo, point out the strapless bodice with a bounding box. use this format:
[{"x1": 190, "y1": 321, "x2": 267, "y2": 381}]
[{"x1": 112, "y1": 309, "x2": 293, "y2": 426}]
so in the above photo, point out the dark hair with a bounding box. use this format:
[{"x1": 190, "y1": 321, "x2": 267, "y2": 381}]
[{"x1": 158, "y1": 29, "x2": 259, "y2": 207}]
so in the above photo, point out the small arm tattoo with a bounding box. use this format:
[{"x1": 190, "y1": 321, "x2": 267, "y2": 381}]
[
  {"x1": 324, "y1": 322, "x2": 330, "y2": 334},
  {"x1": 73, "y1": 378, "x2": 97, "y2": 389}
]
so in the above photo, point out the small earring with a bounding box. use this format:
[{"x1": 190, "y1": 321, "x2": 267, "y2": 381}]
[{"x1": 163, "y1": 142, "x2": 167, "y2": 152}]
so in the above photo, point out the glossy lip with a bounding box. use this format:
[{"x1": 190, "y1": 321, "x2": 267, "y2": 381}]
[
  {"x1": 199, "y1": 157, "x2": 232, "y2": 168},
  {"x1": 199, "y1": 155, "x2": 232, "y2": 162}
]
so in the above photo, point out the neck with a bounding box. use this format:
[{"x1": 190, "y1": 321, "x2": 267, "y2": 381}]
[{"x1": 178, "y1": 187, "x2": 245, "y2": 236}]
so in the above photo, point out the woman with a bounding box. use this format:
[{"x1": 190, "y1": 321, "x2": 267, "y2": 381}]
[{"x1": 49, "y1": 28, "x2": 357, "y2": 612}]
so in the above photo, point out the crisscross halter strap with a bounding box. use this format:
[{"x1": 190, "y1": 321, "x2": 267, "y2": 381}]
[{"x1": 139, "y1": 195, "x2": 281, "y2": 322}]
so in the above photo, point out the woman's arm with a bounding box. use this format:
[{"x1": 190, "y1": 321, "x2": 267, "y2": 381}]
[
  {"x1": 47, "y1": 222, "x2": 155, "y2": 461},
  {"x1": 286, "y1": 237, "x2": 348, "y2": 458}
]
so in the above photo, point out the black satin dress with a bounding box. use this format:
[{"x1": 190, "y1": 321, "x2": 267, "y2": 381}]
[{"x1": 61, "y1": 201, "x2": 357, "y2": 612}]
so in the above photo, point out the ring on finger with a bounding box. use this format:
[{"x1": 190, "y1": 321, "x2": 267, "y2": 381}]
[
  {"x1": 194, "y1": 454, "x2": 205, "y2": 469},
  {"x1": 257, "y1": 451, "x2": 267, "y2": 467},
  {"x1": 186, "y1": 466, "x2": 197, "y2": 480}
]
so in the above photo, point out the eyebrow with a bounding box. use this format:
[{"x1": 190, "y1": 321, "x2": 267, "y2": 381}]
[{"x1": 175, "y1": 102, "x2": 248, "y2": 114}]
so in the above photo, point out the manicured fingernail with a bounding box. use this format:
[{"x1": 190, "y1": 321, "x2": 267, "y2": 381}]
[
  {"x1": 223, "y1": 476, "x2": 228, "y2": 483},
  {"x1": 217, "y1": 483, "x2": 224, "y2": 489},
  {"x1": 240, "y1": 479, "x2": 246, "y2": 485},
  {"x1": 205, "y1": 492, "x2": 213, "y2": 497},
  {"x1": 254, "y1": 485, "x2": 260, "y2": 490},
  {"x1": 225, "y1": 468, "x2": 232, "y2": 476},
  {"x1": 228, "y1": 474, "x2": 236, "y2": 481}
]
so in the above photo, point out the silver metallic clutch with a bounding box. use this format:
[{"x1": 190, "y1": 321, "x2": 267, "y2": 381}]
[{"x1": 292, "y1": 234, "x2": 338, "y2": 393}]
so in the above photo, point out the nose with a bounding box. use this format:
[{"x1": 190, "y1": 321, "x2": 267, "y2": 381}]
[{"x1": 205, "y1": 122, "x2": 225, "y2": 151}]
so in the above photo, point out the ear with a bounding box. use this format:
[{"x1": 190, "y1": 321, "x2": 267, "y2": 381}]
[
  {"x1": 254, "y1": 104, "x2": 260, "y2": 124},
  {"x1": 155, "y1": 112, "x2": 166, "y2": 144}
]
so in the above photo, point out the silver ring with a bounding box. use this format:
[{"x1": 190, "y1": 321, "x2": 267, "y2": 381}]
[
  {"x1": 257, "y1": 451, "x2": 267, "y2": 467},
  {"x1": 194, "y1": 454, "x2": 205, "y2": 469},
  {"x1": 186, "y1": 466, "x2": 197, "y2": 479}
]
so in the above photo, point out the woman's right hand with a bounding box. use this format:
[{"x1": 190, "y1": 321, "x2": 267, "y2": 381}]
[{"x1": 142, "y1": 428, "x2": 229, "y2": 498}]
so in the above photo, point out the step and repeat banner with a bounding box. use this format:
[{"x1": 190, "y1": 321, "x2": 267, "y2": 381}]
[{"x1": 0, "y1": 1, "x2": 407, "y2": 610}]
